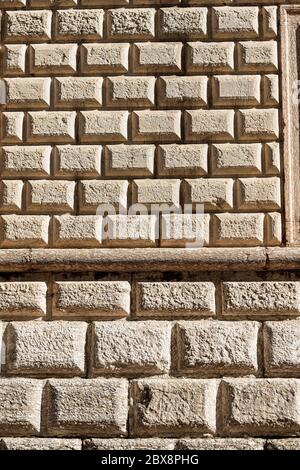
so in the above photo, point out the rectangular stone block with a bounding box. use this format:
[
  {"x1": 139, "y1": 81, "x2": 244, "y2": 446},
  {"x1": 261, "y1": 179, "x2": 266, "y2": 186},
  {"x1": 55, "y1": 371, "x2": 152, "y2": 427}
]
[
  {"x1": 264, "y1": 321, "x2": 300, "y2": 377},
  {"x1": 79, "y1": 111, "x2": 128, "y2": 143},
  {"x1": 237, "y1": 177, "x2": 281, "y2": 210},
  {"x1": 221, "y1": 379, "x2": 300, "y2": 436},
  {"x1": 237, "y1": 109, "x2": 279, "y2": 141},
  {"x1": 184, "y1": 178, "x2": 234, "y2": 211},
  {"x1": 132, "y1": 110, "x2": 181, "y2": 143},
  {"x1": 131, "y1": 379, "x2": 217, "y2": 437},
  {"x1": 222, "y1": 282, "x2": 300, "y2": 317},
  {"x1": 212, "y1": 75, "x2": 260, "y2": 106},
  {"x1": 105, "y1": 144, "x2": 154, "y2": 177},
  {"x1": 83, "y1": 438, "x2": 175, "y2": 450},
  {"x1": 107, "y1": 8, "x2": 155, "y2": 40},
  {"x1": 0, "y1": 282, "x2": 46, "y2": 318},
  {"x1": 1, "y1": 112, "x2": 24, "y2": 143},
  {"x1": 132, "y1": 42, "x2": 182, "y2": 73},
  {"x1": 161, "y1": 213, "x2": 210, "y2": 248},
  {"x1": 185, "y1": 110, "x2": 234, "y2": 142},
  {"x1": 213, "y1": 213, "x2": 264, "y2": 247},
  {"x1": 106, "y1": 76, "x2": 155, "y2": 108},
  {"x1": 4, "y1": 44, "x2": 26, "y2": 75},
  {"x1": 212, "y1": 7, "x2": 259, "y2": 39},
  {"x1": 27, "y1": 180, "x2": 75, "y2": 213},
  {"x1": 132, "y1": 178, "x2": 180, "y2": 208},
  {"x1": 136, "y1": 282, "x2": 215, "y2": 317},
  {"x1": 0, "y1": 379, "x2": 43, "y2": 436},
  {"x1": 157, "y1": 76, "x2": 207, "y2": 107},
  {"x1": 29, "y1": 44, "x2": 77, "y2": 74},
  {"x1": 237, "y1": 41, "x2": 278, "y2": 72},
  {"x1": 5, "y1": 11, "x2": 52, "y2": 42},
  {"x1": 54, "y1": 145, "x2": 101, "y2": 177},
  {"x1": 80, "y1": 43, "x2": 129, "y2": 74},
  {"x1": 176, "y1": 321, "x2": 259, "y2": 376},
  {"x1": 186, "y1": 42, "x2": 234, "y2": 72},
  {"x1": 1, "y1": 146, "x2": 51, "y2": 177},
  {"x1": 0, "y1": 214, "x2": 49, "y2": 248},
  {"x1": 53, "y1": 215, "x2": 102, "y2": 248},
  {"x1": 92, "y1": 321, "x2": 171, "y2": 376},
  {"x1": 0, "y1": 438, "x2": 81, "y2": 450},
  {"x1": 26, "y1": 111, "x2": 76, "y2": 143},
  {"x1": 105, "y1": 215, "x2": 157, "y2": 248},
  {"x1": 211, "y1": 143, "x2": 261, "y2": 175},
  {"x1": 55, "y1": 9, "x2": 104, "y2": 40},
  {"x1": 6, "y1": 321, "x2": 87, "y2": 376},
  {"x1": 158, "y1": 144, "x2": 207, "y2": 176},
  {"x1": 46, "y1": 379, "x2": 128, "y2": 437},
  {"x1": 5, "y1": 78, "x2": 51, "y2": 109},
  {"x1": 54, "y1": 77, "x2": 103, "y2": 108},
  {"x1": 79, "y1": 180, "x2": 128, "y2": 212},
  {"x1": 158, "y1": 7, "x2": 207, "y2": 39},
  {"x1": 53, "y1": 281, "x2": 130, "y2": 318},
  {"x1": 177, "y1": 438, "x2": 265, "y2": 450},
  {"x1": 0, "y1": 180, "x2": 23, "y2": 212}
]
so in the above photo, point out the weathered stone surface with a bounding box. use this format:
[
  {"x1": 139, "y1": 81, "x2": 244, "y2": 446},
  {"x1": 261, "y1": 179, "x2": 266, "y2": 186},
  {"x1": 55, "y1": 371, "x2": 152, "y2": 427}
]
[
  {"x1": 0, "y1": 438, "x2": 81, "y2": 450},
  {"x1": 83, "y1": 438, "x2": 175, "y2": 450}
]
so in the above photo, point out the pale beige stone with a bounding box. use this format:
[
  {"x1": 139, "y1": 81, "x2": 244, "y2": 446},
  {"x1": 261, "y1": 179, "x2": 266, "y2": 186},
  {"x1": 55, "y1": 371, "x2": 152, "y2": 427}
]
[
  {"x1": 5, "y1": 77, "x2": 51, "y2": 108},
  {"x1": 107, "y1": 8, "x2": 155, "y2": 40},
  {"x1": 221, "y1": 379, "x2": 300, "y2": 436},
  {"x1": 178, "y1": 438, "x2": 265, "y2": 450},
  {"x1": 212, "y1": 6, "x2": 259, "y2": 39},
  {"x1": 105, "y1": 144, "x2": 154, "y2": 177},
  {"x1": 0, "y1": 438, "x2": 81, "y2": 450},
  {"x1": 54, "y1": 77, "x2": 103, "y2": 107},
  {"x1": 81, "y1": 43, "x2": 129, "y2": 73},
  {"x1": 211, "y1": 143, "x2": 262, "y2": 175},
  {"x1": 92, "y1": 320, "x2": 171, "y2": 376},
  {"x1": 54, "y1": 145, "x2": 101, "y2": 177},
  {"x1": 105, "y1": 215, "x2": 157, "y2": 247},
  {"x1": 27, "y1": 180, "x2": 75, "y2": 212},
  {"x1": 5, "y1": 10, "x2": 52, "y2": 41},
  {"x1": 79, "y1": 180, "x2": 128, "y2": 212},
  {"x1": 213, "y1": 213, "x2": 265, "y2": 246},
  {"x1": 237, "y1": 41, "x2": 278, "y2": 71},
  {"x1": 161, "y1": 213, "x2": 210, "y2": 247},
  {"x1": 53, "y1": 215, "x2": 102, "y2": 248},
  {"x1": 185, "y1": 110, "x2": 234, "y2": 141},
  {"x1": 46, "y1": 378, "x2": 128, "y2": 436},
  {"x1": 83, "y1": 438, "x2": 175, "y2": 450},
  {"x1": 158, "y1": 144, "x2": 207, "y2": 176},
  {"x1": 79, "y1": 110, "x2": 128, "y2": 142},
  {"x1": 176, "y1": 320, "x2": 259, "y2": 376},
  {"x1": 0, "y1": 215, "x2": 50, "y2": 248},
  {"x1": 137, "y1": 282, "x2": 215, "y2": 316},
  {"x1": 212, "y1": 75, "x2": 260, "y2": 106},
  {"x1": 0, "y1": 282, "x2": 47, "y2": 317},
  {"x1": 4, "y1": 45, "x2": 26, "y2": 74},
  {"x1": 106, "y1": 76, "x2": 155, "y2": 107},
  {"x1": 56, "y1": 9, "x2": 104, "y2": 40},
  {"x1": 6, "y1": 321, "x2": 87, "y2": 376},
  {"x1": 53, "y1": 281, "x2": 130, "y2": 317},
  {"x1": 237, "y1": 177, "x2": 281, "y2": 210},
  {"x1": 132, "y1": 179, "x2": 181, "y2": 208},
  {"x1": 237, "y1": 109, "x2": 279, "y2": 140},
  {"x1": 187, "y1": 42, "x2": 234, "y2": 72},
  {"x1": 158, "y1": 76, "x2": 207, "y2": 107},
  {"x1": 132, "y1": 110, "x2": 181, "y2": 142},
  {"x1": 185, "y1": 178, "x2": 234, "y2": 210},
  {"x1": 2, "y1": 112, "x2": 23, "y2": 143},
  {"x1": 0, "y1": 379, "x2": 43, "y2": 435},
  {"x1": 158, "y1": 7, "x2": 207, "y2": 39},
  {"x1": 132, "y1": 378, "x2": 217, "y2": 437},
  {"x1": 0, "y1": 180, "x2": 23, "y2": 211},
  {"x1": 29, "y1": 43, "x2": 77, "y2": 73},
  {"x1": 222, "y1": 281, "x2": 300, "y2": 316},
  {"x1": 264, "y1": 321, "x2": 300, "y2": 376},
  {"x1": 1, "y1": 146, "x2": 51, "y2": 177},
  {"x1": 27, "y1": 111, "x2": 76, "y2": 143},
  {"x1": 133, "y1": 42, "x2": 182, "y2": 73}
]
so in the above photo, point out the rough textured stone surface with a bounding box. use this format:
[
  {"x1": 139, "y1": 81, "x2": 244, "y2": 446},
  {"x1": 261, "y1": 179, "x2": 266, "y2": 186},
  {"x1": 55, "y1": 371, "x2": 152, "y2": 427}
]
[
  {"x1": 132, "y1": 378, "x2": 217, "y2": 437},
  {"x1": 83, "y1": 438, "x2": 175, "y2": 450},
  {"x1": 178, "y1": 438, "x2": 265, "y2": 450},
  {"x1": 92, "y1": 321, "x2": 171, "y2": 376},
  {"x1": 136, "y1": 282, "x2": 215, "y2": 316},
  {"x1": 0, "y1": 438, "x2": 81, "y2": 450},
  {"x1": 46, "y1": 378, "x2": 128, "y2": 437}
]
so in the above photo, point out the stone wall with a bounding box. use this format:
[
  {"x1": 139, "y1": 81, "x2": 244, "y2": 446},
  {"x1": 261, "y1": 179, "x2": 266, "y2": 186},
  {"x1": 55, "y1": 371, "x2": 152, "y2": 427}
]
[{"x1": 0, "y1": 0, "x2": 299, "y2": 451}]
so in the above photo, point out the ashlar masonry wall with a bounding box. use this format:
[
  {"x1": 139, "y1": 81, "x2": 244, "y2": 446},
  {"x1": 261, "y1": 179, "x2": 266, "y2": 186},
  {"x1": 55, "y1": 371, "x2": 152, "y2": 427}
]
[{"x1": 0, "y1": 0, "x2": 300, "y2": 451}]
